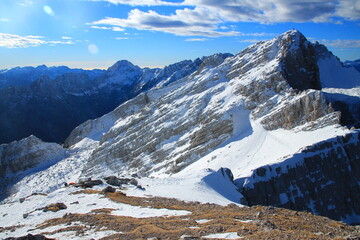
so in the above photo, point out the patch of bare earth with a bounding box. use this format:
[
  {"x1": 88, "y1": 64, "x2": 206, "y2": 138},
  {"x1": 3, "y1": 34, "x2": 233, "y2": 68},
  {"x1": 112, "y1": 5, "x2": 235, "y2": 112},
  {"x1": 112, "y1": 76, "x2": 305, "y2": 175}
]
[{"x1": 35, "y1": 190, "x2": 359, "y2": 239}]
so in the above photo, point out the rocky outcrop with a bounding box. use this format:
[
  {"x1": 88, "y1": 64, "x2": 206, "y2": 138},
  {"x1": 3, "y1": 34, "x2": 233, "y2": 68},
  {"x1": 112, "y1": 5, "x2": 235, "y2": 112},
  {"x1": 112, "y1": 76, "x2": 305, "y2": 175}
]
[
  {"x1": 257, "y1": 90, "x2": 339, "y2": 131},
  {"x1": 5, "y1": 233, "x2": 55, "y2": 240},
  {"x1": 0, "y1": 136, "x2": 66, "y2": 200},
  {"x1": 239, "y1": 130, "x2": 360, "y2": 224},
  {"x1": 73, "y1": 179, "x2": 103, "y2": 188},
  {"x1": 280, "y1": 31, "x2": 321, "y2": 90},
  {"x1": 43, "y1": 202, "x2": 67, "y2": 212}
]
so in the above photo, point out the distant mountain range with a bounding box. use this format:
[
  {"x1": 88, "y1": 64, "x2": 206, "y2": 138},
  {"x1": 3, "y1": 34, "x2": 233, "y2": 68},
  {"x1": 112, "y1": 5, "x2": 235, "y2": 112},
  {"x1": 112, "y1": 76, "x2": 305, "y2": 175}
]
[{"x1": 0, "y1": 54, "x2": 231, "y2": 144}]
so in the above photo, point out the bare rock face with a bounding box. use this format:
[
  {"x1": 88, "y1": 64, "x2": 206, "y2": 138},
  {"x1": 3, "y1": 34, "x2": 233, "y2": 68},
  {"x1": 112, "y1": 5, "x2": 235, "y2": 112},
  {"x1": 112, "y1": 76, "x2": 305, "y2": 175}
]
[
  {"x1": 257, "y1": 90, "x2": 339, "y2": 131},
  {"x1": 239, "y1": 130, "x2": 360, "y2": 224},
  {"x1": 0, "y1": 135, "x2": 66, "y2": 199},
  {"x1": 280, "y1": 31, "x2": 321, "y2": 90},
  {"x1": 67, "y1": 30, "x2": 341, "y2": 179}
]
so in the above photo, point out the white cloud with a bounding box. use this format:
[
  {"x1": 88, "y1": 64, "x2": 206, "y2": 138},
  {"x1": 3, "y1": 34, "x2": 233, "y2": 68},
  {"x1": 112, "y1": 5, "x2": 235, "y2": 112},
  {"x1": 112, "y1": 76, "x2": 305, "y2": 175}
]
[
  {"x1": 112, "y1": 27, "x2": 125, "y2": 31},
  {"x1": 240, "y1": 32, "x2": 276, "y2": 37},
  {"x1": 0, "y1": 33, "x2": 74, "y2": 48},
  {"x1": 91, "y1": 25, "x2": 125, "y2": 31},
  {"x1": 89, "y1": 0, "x2": 360, "y2": 38},
  {"x1": 239, "y1": 39, "x2": 263, "y2": 43},
  {"x1": 17, "y1": 0, "x2": 33, "y2": 7},
  {"x1": 336, "y1": 0, "x2": 360, "y2": 21},
  {"x1": 0, "y1": 18, "x2": 10, "y2": 22},
  {"x1": 62, "y1": 36, "x2": 72, "y2": 40},
  {"x1": 91, "y1": 8, "x2": 239, "y2": 37},
  {"x1": 93, "y1": 0, "x2": 360, "y2": 22},
  {"x1": 185, "y1": 38, "x2": 209, "y2": 41},
  {"x1": 116, "y1": 37, "x2": 129, "y2": 40},
  {"x1": 91, "y1": 26, "x2": 112, "y2": 30},
  {"x1": 318, "y1": 39, "x2": 360, "y2": 48}
]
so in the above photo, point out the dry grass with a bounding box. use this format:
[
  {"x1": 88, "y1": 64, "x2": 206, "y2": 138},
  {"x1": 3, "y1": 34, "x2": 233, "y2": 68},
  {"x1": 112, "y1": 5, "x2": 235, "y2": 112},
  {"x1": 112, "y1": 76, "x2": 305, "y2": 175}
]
[{"x1": 36, "y1": 190, "x2": 359, "y2": 239}]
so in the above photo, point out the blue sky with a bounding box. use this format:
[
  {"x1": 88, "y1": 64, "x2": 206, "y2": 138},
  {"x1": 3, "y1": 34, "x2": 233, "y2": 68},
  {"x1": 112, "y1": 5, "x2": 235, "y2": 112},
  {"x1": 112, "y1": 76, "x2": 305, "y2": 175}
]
[{"x1": 0, "y1": 0, "x2": 360, "y2": 69}]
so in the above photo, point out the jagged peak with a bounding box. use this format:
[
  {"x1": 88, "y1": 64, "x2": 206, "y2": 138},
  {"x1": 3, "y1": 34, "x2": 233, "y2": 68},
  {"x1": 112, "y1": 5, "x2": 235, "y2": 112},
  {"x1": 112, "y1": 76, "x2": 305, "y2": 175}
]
[
  {"x1": 201, "y1": 53, "x2": 233, "y2": 67},
  {"x1": 0, "y1": 135, "x2": 41, "y2": 147}
]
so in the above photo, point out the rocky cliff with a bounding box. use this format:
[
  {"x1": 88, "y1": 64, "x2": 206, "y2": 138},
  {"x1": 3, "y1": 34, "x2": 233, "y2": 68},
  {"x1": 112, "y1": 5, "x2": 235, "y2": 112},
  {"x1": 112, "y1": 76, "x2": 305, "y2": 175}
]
[{"x1": 239, "y1": 130, "x2": 360, "y2": 224}]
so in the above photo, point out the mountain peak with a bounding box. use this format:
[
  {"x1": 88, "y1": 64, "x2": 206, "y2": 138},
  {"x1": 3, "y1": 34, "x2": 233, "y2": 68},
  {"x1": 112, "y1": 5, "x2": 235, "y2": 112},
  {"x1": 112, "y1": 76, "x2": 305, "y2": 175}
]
[
  {"x1": 280, "y1": 29, "x2": 305, "y2": 41},
  {"x1": 107, "y1": 60, "x2": 140, "y2": 73},
  {"x1": 36, "y1": 64, "x2": 48, "y2": 70}
]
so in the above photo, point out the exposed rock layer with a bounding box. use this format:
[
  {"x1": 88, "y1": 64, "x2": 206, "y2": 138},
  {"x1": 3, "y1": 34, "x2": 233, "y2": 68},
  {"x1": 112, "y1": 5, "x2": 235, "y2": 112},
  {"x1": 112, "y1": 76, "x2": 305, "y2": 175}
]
[{"x1": 240, "y1": 131, "x2": 360, "y2": 224}]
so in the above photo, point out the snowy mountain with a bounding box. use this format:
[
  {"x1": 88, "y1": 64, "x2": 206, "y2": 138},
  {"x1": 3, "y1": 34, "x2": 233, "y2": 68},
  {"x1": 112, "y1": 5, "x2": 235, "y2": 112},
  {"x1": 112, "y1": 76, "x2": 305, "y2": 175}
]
[
  {"x1": 0, "y1": 57, "x2": 224, "y2": 144},
  {"x1": 0, "y1": 30, "x2": 359, "y2": 239},
  {"x1": 314, "y1": 43, "x2": 360, "y2": 128}
]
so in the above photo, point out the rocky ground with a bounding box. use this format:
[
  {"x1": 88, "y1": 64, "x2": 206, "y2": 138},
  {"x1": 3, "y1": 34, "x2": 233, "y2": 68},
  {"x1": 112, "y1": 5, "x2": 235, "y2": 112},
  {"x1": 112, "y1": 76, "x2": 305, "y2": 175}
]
[{"x1": 2, "y1": 186, "x2": 359, "y2": 240}]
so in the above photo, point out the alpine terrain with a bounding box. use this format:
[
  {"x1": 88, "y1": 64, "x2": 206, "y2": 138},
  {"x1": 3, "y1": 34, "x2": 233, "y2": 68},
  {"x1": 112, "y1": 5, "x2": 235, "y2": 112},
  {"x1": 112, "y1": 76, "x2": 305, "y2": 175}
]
[
  {"x1": 0, "y1": 30, "x2": 359, "y2": 239},
  {"x1": 0, "y1": 57, "x2": 221, "y2": 144}
]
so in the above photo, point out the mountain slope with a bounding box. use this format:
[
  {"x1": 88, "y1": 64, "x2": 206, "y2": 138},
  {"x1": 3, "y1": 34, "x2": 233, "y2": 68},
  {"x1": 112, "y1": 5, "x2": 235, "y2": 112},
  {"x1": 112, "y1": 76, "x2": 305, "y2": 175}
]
[
  {"x1": 0, "y1": 56, "x2": 229, "y2": 144},
  {"x1": 65, "y1": 30, "x2": 339, "y2": 178},
  {"x1": 1, "y1": 30, "x2": 359, "y2": 238}
]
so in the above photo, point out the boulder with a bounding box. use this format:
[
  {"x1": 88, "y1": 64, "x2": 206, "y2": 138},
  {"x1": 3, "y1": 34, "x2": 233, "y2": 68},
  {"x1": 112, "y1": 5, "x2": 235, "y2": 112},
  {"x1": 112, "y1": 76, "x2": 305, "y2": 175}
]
[
  {"x1": 102, "y1": 186, "x2": 116, "y2": 193},
  {"x1": 104, "y1": 176, "x2": 138, "y2": 187},
  {"x1": 74, "y1": 179, "x2": 103, "y2": 188},
  {"x1": 43, "y1": 202, "x2": 67, "y2": 212},
  {"x1": 5, "y1": 234, "x2": 54, "y2": 240}
]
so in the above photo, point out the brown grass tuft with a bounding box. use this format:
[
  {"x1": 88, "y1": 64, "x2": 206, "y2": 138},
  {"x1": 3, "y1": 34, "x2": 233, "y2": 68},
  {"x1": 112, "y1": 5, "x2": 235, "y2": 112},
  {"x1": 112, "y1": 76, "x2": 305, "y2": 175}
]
[{"x1": 34, "y1": 190, "x2": 359, "y2": 239}]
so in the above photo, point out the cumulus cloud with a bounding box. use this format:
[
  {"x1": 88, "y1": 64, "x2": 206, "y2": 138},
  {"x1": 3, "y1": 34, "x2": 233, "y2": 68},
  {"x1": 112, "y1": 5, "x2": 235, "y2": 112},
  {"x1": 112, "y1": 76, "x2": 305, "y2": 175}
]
[
  {"x1": 94, "y1": 0, "x2": 360, "y2": 22},
  {"x1": 182, "y1": 0, "x2": 343, "y2": 23},
  {"x1": 91, "y1": 8, "x2": 239, "y2": 37},
  {"x1": 336, "y1": 0, "x2": 360, "y2": 21},
  {"x1": 90, "y1": 0, "x2": 360, "y2": 37},
  {"x1": 0, "y1": 33, "x2": 74, "y2": 48}
]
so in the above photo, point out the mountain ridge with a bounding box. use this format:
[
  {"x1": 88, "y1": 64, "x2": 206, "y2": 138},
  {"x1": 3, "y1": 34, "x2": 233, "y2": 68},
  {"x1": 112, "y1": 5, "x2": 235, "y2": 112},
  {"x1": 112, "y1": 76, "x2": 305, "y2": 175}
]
[{"x1": 0, "y1": 29, "x2": 359, "y2": 239}]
